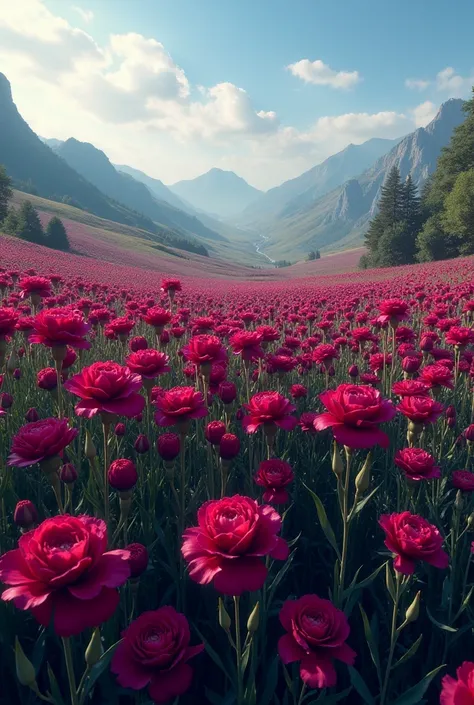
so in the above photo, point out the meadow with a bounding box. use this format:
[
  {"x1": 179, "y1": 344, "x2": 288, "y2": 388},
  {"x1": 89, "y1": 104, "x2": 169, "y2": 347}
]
[{"x1": 1, "y1": 235, "x2": 474, "y2": 705}]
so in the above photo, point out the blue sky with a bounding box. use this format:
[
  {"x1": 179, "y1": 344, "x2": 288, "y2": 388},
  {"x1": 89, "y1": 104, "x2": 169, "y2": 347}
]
[{"x1": 1, "y1": 0, "x2": 473, "y2": 188}]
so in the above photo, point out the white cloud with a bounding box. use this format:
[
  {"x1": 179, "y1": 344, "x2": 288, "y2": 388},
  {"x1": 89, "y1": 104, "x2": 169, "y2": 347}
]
[
  {"x1": 287, "y1": 59, "x2": 361, "y2": 89},
  {"x1": 405, "y1": 78, "x2": 430, "y2": 91},
  {"x1": 411, "y1": 101, "x2": 438, "y2": 127},
  {"x1": 72, "y1": 6, "x2": 94, "y2": 23},
  {"x1": 0, "y1": 0, "x2": 443, "y2": 189},
  {"x1": 435, "y1": 66, "x2": 474, "y2": 97}
]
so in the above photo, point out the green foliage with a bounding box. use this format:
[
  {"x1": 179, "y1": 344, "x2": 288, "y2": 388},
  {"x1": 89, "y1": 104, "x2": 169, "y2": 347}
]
[
  {"x1": 442, "y1": 169, "x2": 474, "y2": 254},
  {"x1": 364, "y1": 167, "x2": 421, "y2": 268},
  {"x1": 274, "y1": 259, "x2": 292, "y2": 268},
  {"x1": 0, "y1": 163, "x2": 12, "y2": 223},
  {"x1": 306, "y1": 250, "x2": 321, "y2": 261},
  {"x1": 418, "y1": 89, "x2": 474, "y2": 260},
  {"x1": 15, "y1": 200, "x2": 45, "y2": 244},
  {"x1": 2, "y1": 206, "x2": 19, "y2": 235},
  {"x1": 45, "y1": 216, "x2": 71, "y2": 252}
]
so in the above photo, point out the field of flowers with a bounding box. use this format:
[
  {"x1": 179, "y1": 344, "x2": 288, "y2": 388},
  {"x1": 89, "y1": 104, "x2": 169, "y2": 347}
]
[{"x1": 1, "y1": 246, "x2": 474, "y2": 705}]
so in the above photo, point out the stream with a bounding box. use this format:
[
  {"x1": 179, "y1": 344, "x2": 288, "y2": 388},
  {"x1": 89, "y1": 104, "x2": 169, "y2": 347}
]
[{"x1": 253, "y1": 233, "x2": 275, "y2": 263}]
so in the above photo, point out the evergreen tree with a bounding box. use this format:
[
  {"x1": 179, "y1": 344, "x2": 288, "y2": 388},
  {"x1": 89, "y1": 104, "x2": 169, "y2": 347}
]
[
  {"x1": 16, "y1": 201, "x2": 45, "y2": 243},
  {"x1": 415, "y1": 89, "x2": 474, "y2": 261},
  {"x1": 442, "y1": 169, "x2": 474, "y2": 254},
  {"x1": 2, "y1": 207, "x2": 20, "y2": 235},
  {"x1": 364, "y1": 166, "x2": 404, "y2": 263},
  {"x1": 376, "y1": 222, "x2": 410, "y2": 267},
  {"x1": 45, "y1": 216, "x2": 70, "y2": 251},
  {"x1": 398, "y1": 175, "x2": 421, "y2": 262},
  {"x1": 0, "y1": 164, "x2": 12, "y2": 224}
]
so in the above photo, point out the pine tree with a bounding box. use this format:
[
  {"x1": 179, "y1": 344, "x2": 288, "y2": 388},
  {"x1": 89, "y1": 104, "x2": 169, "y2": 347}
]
[
  {"x1": 2, "y1": 207, "x2": 20, "y2": 235},
  {"x1": 399, "y1": 175, "x2": 421, "y2": 262},
  {"x1": 364, "y1": 166, "x2": 404, "y2": 264},
  {"x1": 45, "y1": 216, "x2": 70, "y2": 251},
  {"x1": 442, "y1": 169, "x2": 474, "y2": 254},
  {"x1": 16, "y1": 201, "x2": 45, "y2": 243},
  {"x1": 0, "y1": 164, "x2": 12, "y2": 224}
]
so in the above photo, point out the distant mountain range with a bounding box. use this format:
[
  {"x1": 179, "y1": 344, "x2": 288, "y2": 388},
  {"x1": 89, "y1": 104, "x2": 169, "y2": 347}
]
[
  {"x1": 238, "y1": 137, "x2": 401, "y2": 227},
  {"x1": 242, "y1": 99, "x2": 465, "y2": 260},
  {"x1": 169, "y1": 168, "x2": 262, "y2": 219},
  {"x1": 0, "y1": 69, "x2": 466, "y2": 264}
]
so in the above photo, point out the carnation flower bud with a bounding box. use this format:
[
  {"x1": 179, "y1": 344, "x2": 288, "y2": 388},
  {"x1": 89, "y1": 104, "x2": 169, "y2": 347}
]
[
  {"x1": 13, "y1": 367, "x2": 21, "y2": 380},
  {"x1": 108, "y1": 458, "x2": 138, "y2": 491},
  {"x1": 219, "y1": 433, "x2": 240, "y2": 460},
  {"x1": 84, "y1": 430, "x2": 97, "y2": 460},
  {"x1": 205, "y1": 420, "x2": 227, "y2": 446},
  {"x1": 125, "y1": 542, "x2": 149, "y2": 578},
  {"x1": 463, "y1": 425, "x2": 474, "y2": 443},
  {"x1": 60, "y1": 462, "x2": 78, "y2": 485},
  {"x1": 236, "y1": 408, "x2": 244, "y2": 421},
  {"x1": 327, "y1": 365, "x2": 335, "y2": 377},
  {"x1": 25, "y1": 407, "x2": 39, "y2": 423},
  {"x1": 1, "y1": 392, "x2": 13, "y2": 409},
  {"x1": 15, "y1": 637, "x2": 37, "y2": 688},
  {"x1": 247, "y1": 601, "x2": 260, "y2": 635},
  {"x1": 405, "y1": 591, "x2": 421, "y2": 624},
  {"x1": 467, "y1": 511, "x2": 474, "y2": 529},
  {"x1": 447, "y1": 416, "x2": 456, "y2": 429},
  {"x1": 348, "y1": 364, "x2": 359, "y2": 379},
  {"x1": 7, "y1": 350, "x2": 19, "y2": 374},
  {"x1": 129, "y1": 336, "x2": 148, "y2": 352},
  {"x1": 219, "y1": 381, "x2": 237, "y2": 405},
  {"x1": 14, "y1": 500, "x2": 38, "y2": 530},
  {"x1": 355, "y1": 453, "x2": 372, "y2": 494},
  {"x1": 402, "y1": 356, "x2": 421, "y2": 374},
  {"x1": 157, "y1": 433, "x2": 180, "y2": 461},
  {"x1": 85, "y1": 628, "x2": 104, "y2": 667},
  {"x1": 455, "y1": 489, "x2": 463, "y2": 512},
  {"x1": 446, "y1": 405, "x2": 456, "y2": 419},
  {"x1": 218, "y1": 597, "x2": 231, "y2": 632},
  {"x1": 114, "y1": 422, "x2": 126, "y2": 437},
  {"x1": 134, "y1": 433, "x2": 150, "y2": 454},
  {"x1": 331, "y1": 441, "x2": 344, "y2": 477},
  {"x1": 420, "y1": 336, "x2": 434, "y2": 352}
]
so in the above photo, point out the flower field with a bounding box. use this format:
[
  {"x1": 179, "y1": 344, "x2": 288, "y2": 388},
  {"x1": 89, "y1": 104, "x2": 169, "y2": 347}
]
[{"x1": 1, "y1": 244, "x2": 474, "y2": 705}]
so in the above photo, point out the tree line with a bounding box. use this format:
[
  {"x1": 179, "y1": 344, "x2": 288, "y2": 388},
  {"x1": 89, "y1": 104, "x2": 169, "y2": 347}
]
[
  {"x1": 0, "y1": 165, "x2": 71, "y2": 251},
  {"x1": 361, "y1": 88, "x2": 474, "y2": 268}
]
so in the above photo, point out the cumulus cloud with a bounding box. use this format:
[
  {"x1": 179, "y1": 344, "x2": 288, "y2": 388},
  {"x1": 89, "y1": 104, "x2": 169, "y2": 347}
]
[
  {"x1": 287, "y1": 59, "x2": 361, "y2": 89},
  {"x1": 411, "y1": 101, "x2": 438, "y2": 127},
  {"x1": 405, "y1": 78, "x2": 430, "y2": 91},
  {"x1": 435, "y1": 67, "x2": 474, "y2": 97},
  {"x1": 72, "y1": 6, "x2": 94, "y2": 23}
]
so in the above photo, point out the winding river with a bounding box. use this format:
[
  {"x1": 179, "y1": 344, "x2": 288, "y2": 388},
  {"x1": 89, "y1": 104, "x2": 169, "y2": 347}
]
[{"x1": 253, "y1": 233, "x2": 275, "y2": 263}]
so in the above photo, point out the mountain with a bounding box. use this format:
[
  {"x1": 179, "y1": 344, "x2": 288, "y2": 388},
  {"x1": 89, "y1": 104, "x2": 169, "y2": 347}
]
[
  {"x1": 54, "y1": 138, "x2": 225, "y2": 245},
  {"x1": 41, "y1": 137, "x2": 64, "y2": 150},
  {"x1": 239, "y1": 137, "x2": 400, "y2": 227},
  {"x1": 169, "y1": 168, "x2": 262, "y2": 218},
  {"x1": 115, "y1": 163, "x2": 194, "y2": 213},
  {"x1": 255, "y1": 99, "x2": 465, "y2": 261},
  {"x1": 0, "y1": 72, "x2": 163, "y2": 234}
]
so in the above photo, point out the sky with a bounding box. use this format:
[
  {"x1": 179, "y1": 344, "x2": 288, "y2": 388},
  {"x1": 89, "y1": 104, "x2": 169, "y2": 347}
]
[{"x1": 0, "y1": 0, "x2": 473, "y2": 190}]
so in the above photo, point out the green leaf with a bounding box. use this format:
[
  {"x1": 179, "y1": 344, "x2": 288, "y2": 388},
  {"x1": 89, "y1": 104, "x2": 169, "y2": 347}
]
[
  {"x1": 205, "y1": 688, "x2": 236, "y2": 705},
  {"x1": 47, "y1": 663, "x2": 66, "y2": 705},
  {"x1": 348, "y1": 666, "x2": 375, "y2": 705},
  {"x1": 426, "y1": 607, "x2": 457, "y2": 633},
  {"x1": 359, "y1": 605, "x2": 382, "y2": 686},
  {"x1": 32, "y1": 628, "x2": 46, "y2": 673},
  {"x1": 305, "y1": 686, "x2": 353, "y2": 704},
  {"x1": 344, "y1": 561, "x2": 386, "y2": 599},
  {"x1": 304, "y1": 484, "x2": 341, "y2": 560},
  {"x1": 385, "y1": 562, "x2": 396, "y2": 602},
  {"x1": 268, "y1": 549, "x2": 297, "y2": 607},
  {"x1": 393, "y1": 634, "x2": 422, "y2": 670},
  {"x1": 351, "y1": 485, "x2": 379, "y2": 517},
  {"x1": 194, "y1": 628, "x2": 233, "y2": 682},
  {"x1": 82, "y1": 639, "x2": 122, "y2": 699},
  {"x1": 391, "y1": 664, "x2": 445, "y2": 705},
  {"x1": 259, "y1": 655, "x2": 279, "y2": 705}
]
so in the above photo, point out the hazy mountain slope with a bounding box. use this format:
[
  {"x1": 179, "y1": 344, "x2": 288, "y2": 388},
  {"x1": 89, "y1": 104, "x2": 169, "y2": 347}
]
[
  {"x1": 115, "y1": 163, "x2": 194, "y2": 213},
  {"x1": 239, "y1": 137, "x2": 400, "y2": 226},
  {"x1": 55, "y1": 139, "x2": 225, "y2": 243},
  {"x1": 259, "y1": 99, "x2": 465, "y2": 260},
  {"x1": 0, "y1": 73, "x2": 163, "y2": 234},
  {"x1": 170, "y1": 168, "x2": 262, "y2": 218}
]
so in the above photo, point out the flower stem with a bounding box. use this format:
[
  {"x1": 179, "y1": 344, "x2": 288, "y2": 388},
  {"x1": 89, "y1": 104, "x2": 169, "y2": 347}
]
[
  {"x1": 62, "y1": 637, "x2": 79, "y2": 705},
  {"x1": 102, "y1": 423, "x2": 110, "y2": 526},
  {"x1": 380, "y1": 572, "x2": 402, "y2": 705},
  {"x1": 234, "y1": 596, "x2": 243, "y2": 705},
  {"x1": 338, "y1": 448, "x2": 352, "y2": 605}
]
